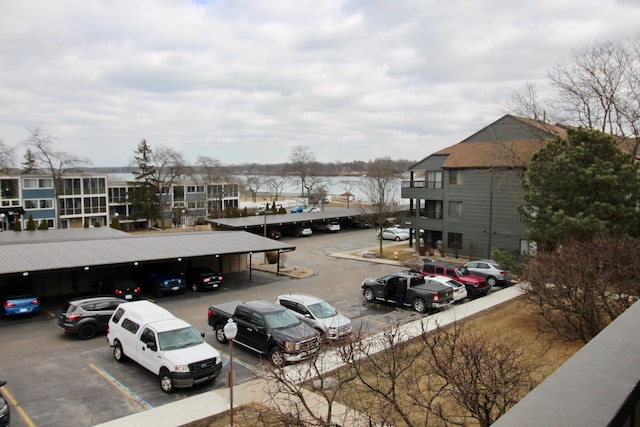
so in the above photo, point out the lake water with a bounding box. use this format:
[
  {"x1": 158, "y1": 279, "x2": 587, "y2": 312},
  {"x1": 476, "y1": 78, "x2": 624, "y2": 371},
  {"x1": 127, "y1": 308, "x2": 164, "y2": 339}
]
[{"x1": 106, "y1": 173, "x2": 405, "y2": 204}]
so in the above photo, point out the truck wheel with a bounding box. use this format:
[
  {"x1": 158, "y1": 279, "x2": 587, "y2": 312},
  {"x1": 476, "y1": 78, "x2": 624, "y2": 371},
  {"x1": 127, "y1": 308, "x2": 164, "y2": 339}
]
[
  {"x1": 315, "y1": 328, "x2": 325, "y2": 345},
  {"x1": 487, "y1": 276, "x2": 497, "y2": 287},
  {"x1": 412, "y1": 298, "x2": 427, "y2": 313},
  {"x1": 78, "y1": 323, "x2": 96, "y2": 340},
  {"x1": 159, "y1": 368, "x2": 175, "y2": 394},
  {"x1": 215, "y1": 326, "x2": 228, "y2": 344},
  {"x1": 113, "y1": 340, "x2": 126, "y2": 363},
  {"x1": 363, "y1": 287, "x2": 376, "y2": 302},
  {"x1": 269, "y1": 347, "x2": 285, "y2": 366}
]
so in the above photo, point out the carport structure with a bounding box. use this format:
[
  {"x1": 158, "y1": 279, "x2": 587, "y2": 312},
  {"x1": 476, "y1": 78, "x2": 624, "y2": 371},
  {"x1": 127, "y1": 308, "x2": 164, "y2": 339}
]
[{"x1": 0, "y1": 228, "x2": 296, "y2": 297}]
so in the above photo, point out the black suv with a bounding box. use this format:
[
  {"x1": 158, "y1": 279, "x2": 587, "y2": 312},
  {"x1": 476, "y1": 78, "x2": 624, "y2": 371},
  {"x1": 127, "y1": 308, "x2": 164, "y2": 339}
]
[
  {"x1": 92, "y1": 277, "x2": 141, "y2": 301},
  {"x1": 58, "y1": 296, "x2": 125, "y2": 340}
]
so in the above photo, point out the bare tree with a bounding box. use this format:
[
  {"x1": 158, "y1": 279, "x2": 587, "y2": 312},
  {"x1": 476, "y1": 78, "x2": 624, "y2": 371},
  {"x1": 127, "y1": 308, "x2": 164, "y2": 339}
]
[
  {"x1": 548, "y1": 38, "x2": 640, "y2": 158},
  {"x1": 523, "y1": 235, "x2": 640, "y2": 343},
  {"x1": 259, "y1": 316, "x2": 538, "y2": 427},
  {"x1": 0, "y1": 140, "x2": 15, "y2": 174},
  {"x1": 338, "y1": 179, "x2": 359, "y2": 209},
  {"x1": 288, "y1": 145, "x2": 323, "y2": 199},
  {"x1": 265, "y1": 176, "x2": 289, "y2": 204},
  {"x1": 504, "y1": 81, "x2": 550, "y2": 122},
  {"x1": 361, "y1": 157, "x2": 403, "y2": 254},
  {"x1": 151, "y1": 146, "x2": 185, "y2": 229},
  {"x1": 193, "y1": 155, "x2": 226, "y2": 220},
  {"x1": 244, "y1": 175, "x2": 263, "y2": 203},
  {"x1": 24, "y1": 127, "x2": 91, "y2": 228}
]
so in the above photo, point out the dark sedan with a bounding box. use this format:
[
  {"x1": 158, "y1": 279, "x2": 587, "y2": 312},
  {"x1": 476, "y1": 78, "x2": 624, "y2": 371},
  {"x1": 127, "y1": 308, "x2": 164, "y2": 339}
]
[{"x1": 184, "y1": 267, "x2": 223, "y2": 292}]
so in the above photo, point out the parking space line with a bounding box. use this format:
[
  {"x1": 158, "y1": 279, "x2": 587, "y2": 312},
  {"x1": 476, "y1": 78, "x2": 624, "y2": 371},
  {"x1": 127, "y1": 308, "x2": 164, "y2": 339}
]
[
  {"x1": 89, "y1": 363, "x2": 154, "y2": 410},
  {"x1": 2, "y1": 385, "x2": 36, "y2": 427}
]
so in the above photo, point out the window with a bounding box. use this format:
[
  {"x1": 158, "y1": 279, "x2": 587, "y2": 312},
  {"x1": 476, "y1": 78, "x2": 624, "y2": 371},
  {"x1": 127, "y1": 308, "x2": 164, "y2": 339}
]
[
  {"x1": 426, "y1": 171, "x2": 442, "y2": 189},
  {"x1": 447, "y1": 233, "x2": 463, "y2": 249},
  {"x1": 83, "y1": 177, "x2": 106, "y2": 195},
  {"x1": 424, "y1": 200, "x2": 442, "y2": 219},
  {"x1": 83, "y1": 196, "x2": 107, "y2": 214},
  {"x1": 449, "y1": 170, "x2": 463, "y2": 185},
  {"x1": 112, "y1": 308, "x2": 125, "y2": 323},
  {"x1": 187, "y1": 185, "x2": 204, "y2": 193},
  {"x1": 59, "y1": 197, "x2": 82, "y2": 215},
  {"x1": 62, "y1": 178, "x2": 81, "y2": 195},
  {"x1": 449, "y1": 201, "x2": 463, "y2": 217},
  {"x1": 23, "y1": 178, "x2": 52, "y2": 189},
  {"x1": 24, "y1": 200, "x2": 37, "y2": 209},
  {"x1": 121, "y1": 318, "x2": 140, "y2": 334}
]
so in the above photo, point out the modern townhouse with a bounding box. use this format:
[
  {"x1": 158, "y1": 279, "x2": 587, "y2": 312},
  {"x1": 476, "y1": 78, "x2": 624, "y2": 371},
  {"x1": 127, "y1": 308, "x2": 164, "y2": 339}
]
[{"x1": 402, "y1": 114, "x2": 568, "y2": 259}]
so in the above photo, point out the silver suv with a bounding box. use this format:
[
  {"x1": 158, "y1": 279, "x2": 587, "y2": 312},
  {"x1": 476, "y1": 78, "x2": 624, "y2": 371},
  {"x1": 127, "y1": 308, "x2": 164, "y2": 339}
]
[
  {"x1": 275, "y1": 294, "x2": 352, "y2": 341},
  {"x1": 464, "y1": 259, "x2": 512, "y2": 286}
]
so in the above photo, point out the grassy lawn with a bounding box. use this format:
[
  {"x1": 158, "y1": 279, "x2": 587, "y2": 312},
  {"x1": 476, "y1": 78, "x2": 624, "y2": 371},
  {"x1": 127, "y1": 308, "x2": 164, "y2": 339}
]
[{"x1": 182, "y1": 296, "x2": 583, "y2": 426}]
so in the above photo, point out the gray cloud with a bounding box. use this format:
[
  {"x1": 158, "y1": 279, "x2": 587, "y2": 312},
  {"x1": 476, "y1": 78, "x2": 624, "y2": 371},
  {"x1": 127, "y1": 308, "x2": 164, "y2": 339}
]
[{"x1": 1, "y1": 0, "x2": 639, "y2": 166}]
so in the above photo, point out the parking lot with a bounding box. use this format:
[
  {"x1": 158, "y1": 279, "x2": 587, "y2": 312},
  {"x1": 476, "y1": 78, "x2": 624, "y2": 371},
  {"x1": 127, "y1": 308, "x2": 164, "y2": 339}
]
[{"x1": 0, "y1": 228, "x2": 495, "y2": 427}]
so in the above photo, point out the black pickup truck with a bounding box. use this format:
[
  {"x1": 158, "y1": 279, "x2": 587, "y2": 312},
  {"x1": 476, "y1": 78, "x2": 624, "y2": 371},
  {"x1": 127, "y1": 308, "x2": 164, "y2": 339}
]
[
  {"x1": 207, "y1": 300, "x2": 320, "y2": 365},
  {"x1": 361, "y1": 270, "x2": 453, "y2": 313}
]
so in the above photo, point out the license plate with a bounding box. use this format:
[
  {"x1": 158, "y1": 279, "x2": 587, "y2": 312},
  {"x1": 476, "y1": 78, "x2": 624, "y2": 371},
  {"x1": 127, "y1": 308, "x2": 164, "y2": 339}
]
[
  {"x1": 125, "y1": 294, "x2": 132, "y2": 300},
  {"x1": 171, "y1": 286, "x2": 180, "y2": 291},
  {"x1": 19, "y1": 308, "x2": 28, "y2": 313}
]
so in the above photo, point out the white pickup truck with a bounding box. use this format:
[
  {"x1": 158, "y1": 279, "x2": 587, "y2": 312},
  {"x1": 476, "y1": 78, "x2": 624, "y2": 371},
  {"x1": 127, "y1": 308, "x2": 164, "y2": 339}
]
[{"x1": 106, "y1": 300, "x2": 222, "y2": 393}]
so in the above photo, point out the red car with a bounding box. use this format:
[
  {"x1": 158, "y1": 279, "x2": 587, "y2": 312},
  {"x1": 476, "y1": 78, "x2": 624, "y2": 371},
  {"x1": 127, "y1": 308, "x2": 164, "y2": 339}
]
[{"x1": 422, "y1": 261, "x2": 490, "y2": 298}]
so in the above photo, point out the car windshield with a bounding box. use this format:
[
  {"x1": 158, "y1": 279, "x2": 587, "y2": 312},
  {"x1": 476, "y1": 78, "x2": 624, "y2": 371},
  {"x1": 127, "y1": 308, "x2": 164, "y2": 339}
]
[
  {"x1": 158, "y1": 326, "x2": 203, "y2": 351},
  {"x1": 264, "y1": 309, "x2": 300, "y2": 329},
  {"x1": 307, "y1": 301, "x2": 337, "y2": 319},
  {"x1": 456, "y1": 267, "x2": 470, "y2": 276}
]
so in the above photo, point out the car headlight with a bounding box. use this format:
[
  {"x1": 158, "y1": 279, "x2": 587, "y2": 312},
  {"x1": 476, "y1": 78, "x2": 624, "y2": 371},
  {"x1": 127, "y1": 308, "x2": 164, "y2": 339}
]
[
  {"x1": 174, "y1": 364, "x2": 190, "y2": 373},
  {"x1": 284, "y1": 342, "x2": 296, "y2": 351}
]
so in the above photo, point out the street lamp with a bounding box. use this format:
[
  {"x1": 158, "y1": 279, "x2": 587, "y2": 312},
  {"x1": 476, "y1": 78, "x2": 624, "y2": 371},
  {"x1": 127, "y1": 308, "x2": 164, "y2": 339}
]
[
  {"x1": 181, "y1": 209, "x2": 186, "y2": 229},
  {"x1": 0, "y1": 213, "x2": 5, "y2": 231},
  {"x1": 223, "y1": 318, "x2": 238, "y2": 427}
]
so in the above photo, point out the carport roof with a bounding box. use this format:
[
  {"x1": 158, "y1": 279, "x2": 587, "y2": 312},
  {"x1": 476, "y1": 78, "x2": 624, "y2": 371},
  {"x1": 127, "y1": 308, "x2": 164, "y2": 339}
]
[{"x1": 0, "y1": 229, "x2": 296, "y2": 276}]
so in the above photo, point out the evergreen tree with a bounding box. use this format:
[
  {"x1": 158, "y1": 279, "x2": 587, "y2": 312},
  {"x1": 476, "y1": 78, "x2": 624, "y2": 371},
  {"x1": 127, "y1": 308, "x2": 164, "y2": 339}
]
[
  {"x1": 13, "y1": 219, "x2": 21, "y2": 231},
  {"x1": 37, "y1": 220, "x2": 48, "y2": 230},
  {"x1": 130, "y1": 139, "x2": 160, "y2": 228},
  {"x1": 26, "y1": 214, "x2": 36, "y2": 230},
  {"x1": 520, "y1": 128, "x2": 640, "y2": 250},
  {"x1": 21, "y1": 149, "x2": 38, "y2": 174}
]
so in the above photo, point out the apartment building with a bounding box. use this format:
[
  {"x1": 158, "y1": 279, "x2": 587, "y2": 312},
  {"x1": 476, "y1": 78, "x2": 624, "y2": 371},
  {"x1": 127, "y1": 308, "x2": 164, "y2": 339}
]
[{"x1": 401, "y1": 115, "x2": 568, "y2": 259}]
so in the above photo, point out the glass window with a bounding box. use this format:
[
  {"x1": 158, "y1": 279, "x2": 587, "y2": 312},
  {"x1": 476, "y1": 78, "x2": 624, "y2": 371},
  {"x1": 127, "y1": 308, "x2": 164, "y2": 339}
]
[
  {"x1": 426, "y1": 171, "x2": 442, "y2": 189},
  {"x1": 449, "y1": 201, "x2": 463, "y2": 217},
  {"x1": 447, "y1": 233, "x2": 463, "y2": 249},
  {"x1": 449, "y1": 170, "x2": 463, "y2": 185}
]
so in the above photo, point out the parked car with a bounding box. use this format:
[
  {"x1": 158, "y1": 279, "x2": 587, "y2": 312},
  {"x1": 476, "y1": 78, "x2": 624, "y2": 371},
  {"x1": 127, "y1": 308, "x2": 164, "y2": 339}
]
[
  {"x1": 377, "y1": 228, "x2": 411, "y2": 241},
  {"x1": 184, "y1": 267, "x2": 223, "y2": 292},
  {"x1": 313, "y1": 221, "x2": 340, "y2": 232},
  {"x1": 303, "y1": 206, "x2": 320, "y2": 213},
  {"x1": 464, "y1": 259, "x2": 512, "y2": 286},
  {"x1": 285, "y1": 225, "x2": 313, "y2": 237},
  {"x1": 0, "y1": 284, "x2": 40, "y2": 317},
  {"x1": 290, "y1": 206, "x2": 305, "y2": 213},
  {"x1": 94, "y1": 277, "x2": 142, "y2": 301},
  {"x1": 423, "y1": 261, "x2": 490, "y2": 298},
  {"x1": 350, "y1": 217, "x2": 372, "y2": 229},
  {"x1": 266, "y1": 229, "x2": 282, "y2": 240},
  {"x1": 275, "y1": 294, "x2": 352, "y2": 341},
  {"x1": 423, "y1": 274, "x2": 468, "y2": 302},
  {"x1": 0, "y1": 380, "x2": 9, "y2": 427},
  {"x1": 137, "y1": 271, "x2": 186, "y2": 297},
  {"x1": 57, "y1": 296, "x2": 126, "y2": 339}
]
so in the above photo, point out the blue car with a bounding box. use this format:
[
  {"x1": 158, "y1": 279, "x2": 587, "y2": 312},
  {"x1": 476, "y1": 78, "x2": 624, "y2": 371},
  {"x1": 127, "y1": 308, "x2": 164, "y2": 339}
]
[
  {"x1": 290, "y1": 206, "x2": 305, "y2": 213},
  {"x1": 143, "y1": 272, "x2": 185, "y2": 297},
  {"x1": 0, "y1": 285, "x2": 40, "y2": 317}
]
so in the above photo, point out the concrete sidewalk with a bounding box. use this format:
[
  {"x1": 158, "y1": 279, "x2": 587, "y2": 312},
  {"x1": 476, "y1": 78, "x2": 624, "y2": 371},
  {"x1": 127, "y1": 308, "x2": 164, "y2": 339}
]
[{"x1": 94, "y1": 282, "x2": 524, "y2": 427}]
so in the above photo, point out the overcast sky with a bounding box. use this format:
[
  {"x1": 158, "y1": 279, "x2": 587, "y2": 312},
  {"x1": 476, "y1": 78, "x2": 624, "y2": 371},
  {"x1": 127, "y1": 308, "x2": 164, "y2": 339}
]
[{"x1": 1, "y1": 0, "x2": 639, "y2": 167}]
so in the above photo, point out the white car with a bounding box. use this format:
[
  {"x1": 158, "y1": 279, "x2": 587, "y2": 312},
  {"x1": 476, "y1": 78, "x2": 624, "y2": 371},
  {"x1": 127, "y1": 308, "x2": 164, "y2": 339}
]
[
  {"x1": 378, "y1": 228, "x2": 411, "y2": 241},
  {"x1": 424, "y1": 275, "x2": 468, "y2": 302},
  {"x1": 275, "y1": 294, "x2": 352, "y2": 340}
]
